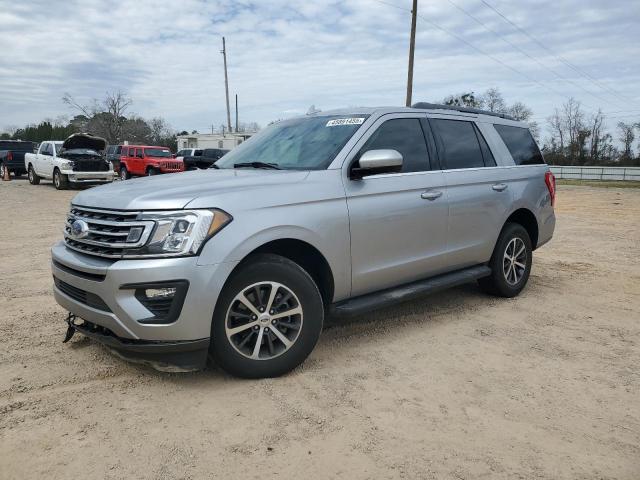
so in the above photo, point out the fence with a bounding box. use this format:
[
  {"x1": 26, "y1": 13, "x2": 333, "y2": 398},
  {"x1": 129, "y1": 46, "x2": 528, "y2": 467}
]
[{"x1": 550, "y1": 165, "x2": 640, "y2": 182}]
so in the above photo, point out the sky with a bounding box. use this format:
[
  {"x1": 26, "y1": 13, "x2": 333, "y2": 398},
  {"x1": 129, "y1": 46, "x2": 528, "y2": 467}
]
[{"x1": 1, "y1": 0, "x2": 639, "y2": 140}]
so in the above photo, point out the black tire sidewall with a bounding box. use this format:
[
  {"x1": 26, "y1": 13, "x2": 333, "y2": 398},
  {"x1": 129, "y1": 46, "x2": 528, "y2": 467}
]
[
  {"x1": 488, "y1": 223, "x2": 532, "y2": 297},
  {"x1": 28, "y1": 165, "x2": 39, "y2": 184},
  {"x1": 211, "y1": 254, "x2": 324, "y2": 378},
  {"x1": 120, "y1": 166, "x2": 129, "y2": 180}
]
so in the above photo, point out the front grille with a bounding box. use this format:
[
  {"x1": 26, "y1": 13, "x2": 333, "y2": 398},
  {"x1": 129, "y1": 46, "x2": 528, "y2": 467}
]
[
  {"x1": 160, "y1": 161, "x2": 183, "y2": 171},
  {"x1": 64, "y1": 206, "x2": 154, "y2": 258},
  {"x1": 73, "y1": 160, "x2": 110, "y2": 172},
  {"x1": 54, "y1": 277, "x2": 112, "y2": 312}
]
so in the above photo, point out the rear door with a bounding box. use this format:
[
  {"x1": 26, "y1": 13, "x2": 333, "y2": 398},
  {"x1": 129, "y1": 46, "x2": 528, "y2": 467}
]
[
  {"x1": 428, "y1": 116, "x2": 513, "y2": 269},
  {"x1": 343, "y1": 113, "x2": 449, "y2": 297}
]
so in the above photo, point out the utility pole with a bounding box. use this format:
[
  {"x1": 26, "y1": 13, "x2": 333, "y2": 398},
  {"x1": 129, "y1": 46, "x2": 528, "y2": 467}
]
[
  {"x1": 221, "y1": 37, "x2": 232, "y2": 133},
  {"x1": 405, "y1": 0, "x2": 418, "y2": 107},
  {"x1": 235, "y1": 94, "x2": 238, "y2": 133}
]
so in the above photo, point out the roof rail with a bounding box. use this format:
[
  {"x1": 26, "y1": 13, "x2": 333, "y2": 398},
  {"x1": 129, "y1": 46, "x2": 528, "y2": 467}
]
[{"x1": 411, "y1": 102, "x2": 516, "y2": 121}]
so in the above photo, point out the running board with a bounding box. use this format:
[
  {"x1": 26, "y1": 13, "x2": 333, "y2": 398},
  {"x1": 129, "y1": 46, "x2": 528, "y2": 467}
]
[{"x1": 329, "y1": 265, "x2": 492, "y2": 318}]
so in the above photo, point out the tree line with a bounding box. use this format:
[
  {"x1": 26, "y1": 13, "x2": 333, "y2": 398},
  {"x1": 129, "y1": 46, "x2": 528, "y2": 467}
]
[
  {"x1": 2, "y1": 88, "x2": 638, "y2": 166},
  {"x1": 440, "y1": 88, "x2": 639, "y2": 167}
]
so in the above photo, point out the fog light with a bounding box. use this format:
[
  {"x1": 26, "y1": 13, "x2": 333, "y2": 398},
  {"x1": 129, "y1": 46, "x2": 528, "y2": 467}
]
[{"x1": 144, "y1": 287, "x2": 176, "y2": 299}]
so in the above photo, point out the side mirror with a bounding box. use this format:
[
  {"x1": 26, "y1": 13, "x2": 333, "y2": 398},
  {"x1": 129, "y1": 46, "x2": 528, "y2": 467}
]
[{"x1": 351, "y1": 149, "x2": 403, "y2": 179}]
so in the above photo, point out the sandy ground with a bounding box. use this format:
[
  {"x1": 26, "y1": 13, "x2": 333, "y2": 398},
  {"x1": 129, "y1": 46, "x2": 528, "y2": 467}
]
[{"x1": 0, "y1": 178, "x2": 639, "y2": 480}]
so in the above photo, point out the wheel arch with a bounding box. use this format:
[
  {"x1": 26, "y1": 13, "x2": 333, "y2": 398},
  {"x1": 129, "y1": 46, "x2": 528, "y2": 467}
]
[
  {"x1": 504, "y1": 208, "x2": 539, "y2": 249},
  {"x1": 227, "y1": 238, "x2": 335, "y2": 307}
]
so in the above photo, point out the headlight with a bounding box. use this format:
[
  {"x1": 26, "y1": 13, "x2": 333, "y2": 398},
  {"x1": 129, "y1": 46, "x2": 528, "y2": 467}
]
[
  {"x1": 136, "y1": 209, "x2": 232, "y2": 257},
  {"x1": 60, "y1": 160, "x2": 75, "y2": 169}
]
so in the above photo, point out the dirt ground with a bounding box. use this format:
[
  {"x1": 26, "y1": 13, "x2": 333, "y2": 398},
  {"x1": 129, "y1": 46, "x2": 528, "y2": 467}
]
[{"x1": 1, "y1": 178, "x2": 639, "y2": 480}]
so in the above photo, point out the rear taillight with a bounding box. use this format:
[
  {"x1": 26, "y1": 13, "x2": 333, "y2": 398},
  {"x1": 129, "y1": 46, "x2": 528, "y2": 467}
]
[
  {"x1": 7, "y1": 152, "x2": 12, "y2": 161},
  {"x1": 545, "y1": 170, "x2": 556, "y2": 207}
]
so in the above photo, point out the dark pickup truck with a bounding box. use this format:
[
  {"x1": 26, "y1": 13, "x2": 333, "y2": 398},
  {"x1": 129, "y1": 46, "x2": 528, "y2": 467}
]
[
  {"x1": 0, "y1": 140, "x2": 35, "y2": 178},
  {"x1": 183, "y1": 148, "x2": 228, "y2": 170}
]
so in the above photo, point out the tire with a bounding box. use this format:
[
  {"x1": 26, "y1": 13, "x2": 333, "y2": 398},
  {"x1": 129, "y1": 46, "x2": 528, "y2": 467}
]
[
  {"x1": 147, "y1": 167, "x2": 158, "y2": 176},
  {"x1": 478, "y1": 223, "x2": 532, "y2": 298},
  {"x1": 28, "y1": 165, "x2": 40, "y2": 185},
  {"x1": 120, "y1": 165, "x2": 130, "y2": 180},
  {"x1": 211, "y1": 254, "x2": 324, "y2": 378},
  {"x1": 53, "y1": 169, "x2": 68, "y2": 190},
  {"x1": 0, "y1": 162, "x2": 7, "y2": 179}
]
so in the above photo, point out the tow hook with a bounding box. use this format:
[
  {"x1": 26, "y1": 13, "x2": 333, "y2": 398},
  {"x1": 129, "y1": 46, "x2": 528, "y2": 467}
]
[{"x1": 63, "y1": 312, "x2": 78, "y2": 343}]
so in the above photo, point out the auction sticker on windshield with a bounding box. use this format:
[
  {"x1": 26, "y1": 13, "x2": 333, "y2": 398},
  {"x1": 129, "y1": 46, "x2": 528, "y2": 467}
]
[{"x1": 326, "y1": 118, "x2": 365, "y2": 127}]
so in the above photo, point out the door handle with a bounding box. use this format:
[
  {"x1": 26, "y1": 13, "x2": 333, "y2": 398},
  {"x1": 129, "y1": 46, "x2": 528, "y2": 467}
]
[
  {"x1": 492, "y1": 183, "x2": 508, "y2": 192},
  {"x1": 421, "y1": 190, "x2": 443, "y2": 201}
]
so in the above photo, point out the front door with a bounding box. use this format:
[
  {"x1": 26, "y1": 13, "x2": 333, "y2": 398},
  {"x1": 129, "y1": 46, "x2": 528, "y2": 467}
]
[{"x1": 343, "y1": 114, "x2": 448, "y2": 297}]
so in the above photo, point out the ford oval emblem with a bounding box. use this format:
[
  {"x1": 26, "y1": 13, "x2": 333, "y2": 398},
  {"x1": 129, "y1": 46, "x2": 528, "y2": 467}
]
[{"x1": 70, "y1": 219, "x2": 89, "y2": 239}]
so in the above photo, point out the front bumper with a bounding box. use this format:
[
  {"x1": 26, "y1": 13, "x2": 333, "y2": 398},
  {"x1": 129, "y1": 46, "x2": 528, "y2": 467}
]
[
  {"x1": 61, "y1": 170, "x2": 115, "y2": 183},
  {"x1": 51, "y1": 241, "x2": 238, "y2": 365}
]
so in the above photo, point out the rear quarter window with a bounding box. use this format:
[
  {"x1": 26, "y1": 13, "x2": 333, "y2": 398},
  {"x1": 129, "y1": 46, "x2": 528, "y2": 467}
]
[{"x1": 494, "y1": 124, "x2": 544, "y2": 165}]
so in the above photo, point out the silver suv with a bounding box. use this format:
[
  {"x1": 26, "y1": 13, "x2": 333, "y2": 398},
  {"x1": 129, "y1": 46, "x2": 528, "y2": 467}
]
[{"x1": 52, "y1": 104, "x2": 556, "y2": 378}]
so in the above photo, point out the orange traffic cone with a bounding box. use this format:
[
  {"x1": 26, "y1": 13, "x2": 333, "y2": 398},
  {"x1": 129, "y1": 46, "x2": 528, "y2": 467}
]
[{"x1": 2, "y1": 164, "x2": 10, "y2": 181}]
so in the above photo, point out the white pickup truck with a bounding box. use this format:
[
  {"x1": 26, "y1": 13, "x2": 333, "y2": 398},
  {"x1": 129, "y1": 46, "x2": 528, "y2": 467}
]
[{"x1": 25, "y1": 133, "x2": 114, "y2": 190}]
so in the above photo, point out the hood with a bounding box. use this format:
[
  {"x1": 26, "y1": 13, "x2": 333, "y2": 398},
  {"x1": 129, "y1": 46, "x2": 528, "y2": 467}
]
[
  {"x1": 72, "y1": 168, "x2": 311, "y2": 210},
  {"x1": 62, "y1": 133, "x2": 107, "y2": 152}
]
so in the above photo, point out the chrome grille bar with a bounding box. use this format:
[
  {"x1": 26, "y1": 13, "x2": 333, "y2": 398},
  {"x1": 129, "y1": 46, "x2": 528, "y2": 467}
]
[{"x1": 64, "y1": 205, "x2": 156, "y2": 257}]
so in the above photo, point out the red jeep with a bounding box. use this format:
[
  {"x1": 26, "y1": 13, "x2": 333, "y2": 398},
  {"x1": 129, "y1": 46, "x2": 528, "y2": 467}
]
[{"x1": 119, "y1": 145, "x2": 184, "y2": 179}]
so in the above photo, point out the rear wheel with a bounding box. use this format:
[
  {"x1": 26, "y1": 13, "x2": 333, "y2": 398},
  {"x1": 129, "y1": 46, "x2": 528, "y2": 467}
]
[
  {"x1": 120, "y1": 165, "x2": 130, "y2": 180},
  {"x1": 211, "y1": 254, "x2": 324, "y2": 378},
  {"x1": 53, "y1": 169, "x2": 68, "y2": 190},
  {"x1": 0, "y1": 162, "x2": 7, "y2": 179},
  {"x1": 28, "y1": 165, "x2": 40, "y2": 185},
  {"x1": 478, "y1": 223, "x2": 532, "y2": 297}
]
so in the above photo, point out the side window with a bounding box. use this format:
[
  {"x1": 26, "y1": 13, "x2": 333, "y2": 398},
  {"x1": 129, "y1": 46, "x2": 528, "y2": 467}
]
[
  {"x1": 42, "y1": 143, "x2": 51, "y2": 155},
  {"x1": 358, "y1": 118, "x2": 430, "y2": 173},
  {"x1": 493, "y1": 124, "x2": 544, "y2": 165},
  {"x1": 137, "y1": 148, "x2": 144, "y2": 158},
  {"x1": 430, "y1": 119, "x2": 485, "y2": 170}
]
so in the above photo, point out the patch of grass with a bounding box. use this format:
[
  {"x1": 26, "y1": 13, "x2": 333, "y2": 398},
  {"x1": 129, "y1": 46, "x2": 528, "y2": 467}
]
[{"x1": 557, "y1": 179, "x2": 640, "y2": 189}]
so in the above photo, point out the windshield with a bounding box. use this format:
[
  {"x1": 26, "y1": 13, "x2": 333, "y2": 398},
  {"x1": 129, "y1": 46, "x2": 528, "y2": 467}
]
[
  {"x1": 54, "y1": 144, "x2": 63, "y2": 153},
  {"x1": 215, "y1": 115, "x2": 369, "y2": 170},
  {"x1": 144, "y1": 148, "x2": 171, "y2": 157}
]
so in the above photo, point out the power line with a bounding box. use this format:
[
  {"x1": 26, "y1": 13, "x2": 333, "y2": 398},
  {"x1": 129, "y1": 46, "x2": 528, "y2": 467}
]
[
  {"x1": 445, "y1": 0, "x2": 628, "y2": 111},
  {"x1": 371, "y1": 0, "x2": 627, "y2": 118},
  {"x1": 478, "y1": 0, "x2": 636, "y2": 107}
]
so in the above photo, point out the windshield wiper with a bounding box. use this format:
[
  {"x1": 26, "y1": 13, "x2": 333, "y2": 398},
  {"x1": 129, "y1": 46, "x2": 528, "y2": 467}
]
[{"x1": 233, "y1": 161, "x2": 281, "y2": 170}]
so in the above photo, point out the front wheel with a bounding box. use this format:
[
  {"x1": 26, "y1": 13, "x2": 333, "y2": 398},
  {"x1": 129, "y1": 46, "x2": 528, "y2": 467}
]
[
  {"x1": 120, "y1": 165, "x2": 130, "y2": 180},
  {"x1": 147, "y1": 167, "x2": 159, "y2": 176},
  {"x1": 478, "y1": 223, "x2": 532, "y2": 297},
  {"x1": 28, "y1": 165, "x2": 40, "y2": 185},
  {"x1": 0, "y1": 162, "x2": 7, "y2": 179},
  {"x1": 211, "y1": 254, "x2": 324, "y2": 378},
  {"x1": 53, "y1": 169, "x2": 68, "y2": 190}
]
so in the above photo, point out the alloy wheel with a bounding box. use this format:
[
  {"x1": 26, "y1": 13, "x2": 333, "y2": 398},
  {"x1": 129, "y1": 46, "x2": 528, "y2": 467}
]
[
  {"x1": 225, "y1": 281, "x2": 303, "y2": 360},
  {"x1": 503, "y1": 237, "x2": 527, "y2": 285}
]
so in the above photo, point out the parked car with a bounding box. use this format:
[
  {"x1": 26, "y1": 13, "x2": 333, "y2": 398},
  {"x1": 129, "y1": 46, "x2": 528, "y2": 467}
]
[
  {"x1": 0, "y1": 140, "x2": 35, "y2": 178},
  {"x1": 119, "y1": 145, "x2": 184, "y2": 179},
  {"x1": 176, "y1": 148, "x2": 202, "y2": 162},
  {"x1": 105, "y1": 145, "x2": 124, "y2": 173},
  {"x1": 52, "y1": 104, "x2": 555, "y2": 378},
  {"x1": 25, "y1": 133, "x2": 113, "y2": 190},
  {"x1": 182, "y1": 148, "x2": 229, "y2": 170}
]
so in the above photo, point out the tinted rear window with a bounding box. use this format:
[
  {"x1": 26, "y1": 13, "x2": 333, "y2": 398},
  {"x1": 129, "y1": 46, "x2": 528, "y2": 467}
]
[
  {"x1": 494, "y1": 124, "x2": 544, "y2": 165},
  {"x1": 430, "y1": 119, "x2": 485, "y2": 170}
]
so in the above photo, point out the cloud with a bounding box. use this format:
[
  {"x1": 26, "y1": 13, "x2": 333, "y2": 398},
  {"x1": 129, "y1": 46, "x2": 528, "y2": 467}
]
[{"x1": 0, "y1": 0, "x2": 639, "y2": 137}]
